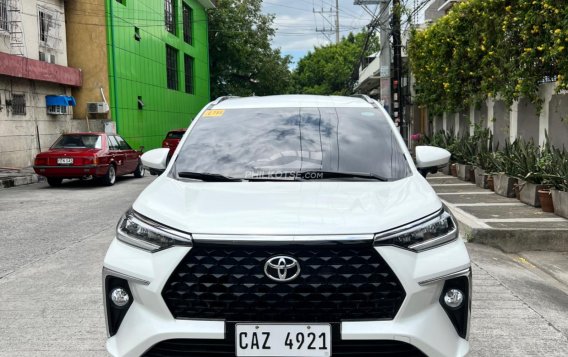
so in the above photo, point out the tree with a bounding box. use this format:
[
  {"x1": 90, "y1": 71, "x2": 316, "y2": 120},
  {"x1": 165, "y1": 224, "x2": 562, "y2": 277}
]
[
  {"x1": 294, "y1": 32, "x2": 380, "y2": 95},
  {"x1": 208, "y1": 0, "x2": 294, "y2": 98}
]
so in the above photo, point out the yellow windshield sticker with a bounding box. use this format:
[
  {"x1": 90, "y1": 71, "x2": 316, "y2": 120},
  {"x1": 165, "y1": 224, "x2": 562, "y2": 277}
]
[{"x1": 203, "y1": 109, "x2": 225, "y2": 117}]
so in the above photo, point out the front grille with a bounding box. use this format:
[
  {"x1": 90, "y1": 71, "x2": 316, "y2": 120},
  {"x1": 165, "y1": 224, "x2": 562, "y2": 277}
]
[
  {"x1": 162, "y1": 241, "x2": 406, "y2": 322},
  {"x1": 143, "y1": 325, "x2": 426, "y2": 357}
]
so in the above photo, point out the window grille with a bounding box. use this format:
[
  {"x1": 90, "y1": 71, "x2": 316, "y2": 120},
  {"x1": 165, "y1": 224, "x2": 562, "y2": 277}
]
[
  {"x1": 38, "y1": 7, "x2": 60, "y2": 51},
  {"x1": 0, "y1": 0, "x2": 8, "y2": 32},
  {"x1": 184, "y1": 54, "x2": 194, "y2": 94},
  {"x1": 164, "y1": 0, "x2": 176, "y2": 34},
  {"x1": 183, "y1": 4, "x2": 192, "y2": 44},
  {"x1": 12, "y1": 94, "x2": 26, "y2": 115},
  {"x1": 166, "y1": 45, "x2": 179, "y2": 90}
]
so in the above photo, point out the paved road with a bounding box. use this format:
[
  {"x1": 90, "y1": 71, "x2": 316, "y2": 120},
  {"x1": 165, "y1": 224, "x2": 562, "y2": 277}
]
[{"x1": 0, "y1": 177, "x2": 567, "y2": 356}]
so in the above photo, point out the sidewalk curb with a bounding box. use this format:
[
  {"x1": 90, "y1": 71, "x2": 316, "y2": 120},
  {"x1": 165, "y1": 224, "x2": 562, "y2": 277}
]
[
  {"x1": 442, "y1": 195, "x2": 568, "y2": 253},
  {"x1": 0, "y1": 174, "x2": 41, "y2": 189}
]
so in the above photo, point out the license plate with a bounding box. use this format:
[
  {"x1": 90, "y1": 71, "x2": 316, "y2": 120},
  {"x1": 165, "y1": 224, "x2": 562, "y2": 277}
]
[
  {"x1": 57, "y1": 158, "x2": 73, "y2": 165},
  {"x1": 236, "y1": 324, "x2": 331, "y2": 357}
]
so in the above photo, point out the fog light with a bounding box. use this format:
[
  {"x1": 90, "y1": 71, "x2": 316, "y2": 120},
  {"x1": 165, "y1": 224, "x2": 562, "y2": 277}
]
[
  {"x1": 110, "y1": 288, "x2": 130, "y2": 307},
  {"x1": 444, "y1": 288, "x2": 464, "y2": 308}
]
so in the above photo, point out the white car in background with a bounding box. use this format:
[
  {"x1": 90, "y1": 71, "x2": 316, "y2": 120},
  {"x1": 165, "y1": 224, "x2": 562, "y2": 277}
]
[{"x1": 103, "y1": 95, "x2": 470, "y2": 357}]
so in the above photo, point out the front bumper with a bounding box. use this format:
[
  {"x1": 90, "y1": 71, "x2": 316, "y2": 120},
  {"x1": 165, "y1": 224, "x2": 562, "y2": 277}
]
[{"x1": 103, "y1": 238, "x2": 471, "y2": 357}]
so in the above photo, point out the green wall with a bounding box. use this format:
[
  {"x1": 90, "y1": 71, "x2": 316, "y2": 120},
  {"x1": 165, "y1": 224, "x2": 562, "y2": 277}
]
[{"x1": 105, "y1": 0, "x2": 211, "y2": 150}]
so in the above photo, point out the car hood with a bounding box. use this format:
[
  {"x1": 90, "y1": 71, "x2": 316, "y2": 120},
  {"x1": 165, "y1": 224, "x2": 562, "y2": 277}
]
[{"x1": 133, "y1": 175, "x2": 442, "y2": 236}]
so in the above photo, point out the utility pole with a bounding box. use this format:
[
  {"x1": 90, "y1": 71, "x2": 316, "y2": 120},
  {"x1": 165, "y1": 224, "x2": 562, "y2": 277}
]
[
  {"x1": 314, "y1": 5, "x2": 335, "y2": 43},
  {"x1": 392, "y1": 0, "x2": 404, "y2": 137},
  {"x1": 335, "y1": 0, "x2": 340, "y2": 43}
]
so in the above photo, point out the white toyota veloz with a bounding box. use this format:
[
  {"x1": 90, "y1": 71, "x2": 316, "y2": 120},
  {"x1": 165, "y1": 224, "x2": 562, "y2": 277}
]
[{"x1": 103, "y1": 95, "x2": 471, "y2": 357}]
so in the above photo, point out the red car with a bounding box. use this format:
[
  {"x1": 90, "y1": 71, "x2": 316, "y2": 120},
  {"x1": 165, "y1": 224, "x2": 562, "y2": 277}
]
[
  {"x1": 33, "y1": 132, "x2": 144, "y2": 187},
  {"x1": 162, "y1": 129, "x2": 186, "y2": 160}
]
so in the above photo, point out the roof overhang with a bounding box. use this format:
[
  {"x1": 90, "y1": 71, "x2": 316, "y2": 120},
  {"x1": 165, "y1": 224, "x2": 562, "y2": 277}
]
[
  {"x1": 0, "y1": 52, "x2": 82, "y2": 87},
  {"x1": 438, "y1": 0, "x2": 459, "y2": 12},
  {"x1": 355, "y1": 75, "x2": 381, "y2": 94},
  {"x1": 198, "y1": 0, "x2": 216, "y2": 9}
]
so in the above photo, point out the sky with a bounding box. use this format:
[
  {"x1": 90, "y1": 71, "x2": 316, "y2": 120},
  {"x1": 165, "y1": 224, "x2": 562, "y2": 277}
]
[
  {"x1": 261, "y1": 0, "x2": 429, "y2": 67},
  {"x1": 261, "y1": 0, "x2": 379, "y2": 66}
]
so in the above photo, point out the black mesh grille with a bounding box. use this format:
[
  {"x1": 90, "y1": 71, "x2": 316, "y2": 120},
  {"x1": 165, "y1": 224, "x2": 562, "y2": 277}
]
[
  {"x1": 143, "y1": 325, "x2": 426, "y2": 357},
  {"x1": 162, "y1": 241, "x2": 406, "y2": 322}
]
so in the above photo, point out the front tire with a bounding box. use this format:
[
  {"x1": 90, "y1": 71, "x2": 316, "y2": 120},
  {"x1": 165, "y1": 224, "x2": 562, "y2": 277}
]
[
  {"x1": 47, "y1": 178, "x2": 63, "y2": 187},
  {"x1": 134, "y1": 160, "x2": 145, "y2": 178},
  {"x1": 101, "y1": 164, "x2": 116, "y2": 186}
]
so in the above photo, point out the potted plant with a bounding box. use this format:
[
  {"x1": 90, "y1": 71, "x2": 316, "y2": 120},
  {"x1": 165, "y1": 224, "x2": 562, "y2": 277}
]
[
  {"x1": 492, "y1": 140, "x2": 518, "y2": 198},
  {"x1": 455, "y1": 133, "x2": 475, "y2": 181},
  {"x1": 473, "y1": 128, "x2": 494, "y2": 189},
  {"x1": 514, "y1": 139, "x2": 545, "y2": 207},
  {"x1": 549, "y1": 144, "x2": 568, "y2": 218}
]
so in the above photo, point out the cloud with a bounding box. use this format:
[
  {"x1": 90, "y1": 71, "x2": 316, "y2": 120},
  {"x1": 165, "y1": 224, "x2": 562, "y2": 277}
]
[{"x1": 262, "y1": 0, "x2": 372, "y2": 65}]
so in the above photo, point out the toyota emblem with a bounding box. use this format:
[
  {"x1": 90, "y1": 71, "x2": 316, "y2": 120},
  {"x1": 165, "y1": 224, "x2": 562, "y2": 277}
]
[{"x1": 264, "y1": 256, "x2": 301, "y2": 282}]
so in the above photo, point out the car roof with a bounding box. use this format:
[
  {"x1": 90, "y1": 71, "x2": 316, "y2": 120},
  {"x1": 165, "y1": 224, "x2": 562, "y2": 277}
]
[
  {"x1": 211, "y1": 95, "x2": 376, "y2": 109},
  {"x1": 61, "y1": 132, "x2": 105, "y2": 135}
]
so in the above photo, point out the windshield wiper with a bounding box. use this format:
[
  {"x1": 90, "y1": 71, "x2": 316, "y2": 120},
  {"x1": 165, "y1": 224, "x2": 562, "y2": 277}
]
[
  {"x1": 177, "y1": 171, "x2": 242, "y2": 182},
  {"x1": 302, "y1": 171, "x2": 389, "y2": 181},
  {"x1": 247, "y1": 171, "x2": 389, "y2": 182}
]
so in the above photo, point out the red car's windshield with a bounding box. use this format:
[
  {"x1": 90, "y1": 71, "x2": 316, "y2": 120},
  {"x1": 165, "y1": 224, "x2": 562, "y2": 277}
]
[
  {"x1": 52, "y1": 135, "x2": 102, "y2": 149},
  {"x1": 166, "y1": 131, "x2": 185, "y2": 139}
]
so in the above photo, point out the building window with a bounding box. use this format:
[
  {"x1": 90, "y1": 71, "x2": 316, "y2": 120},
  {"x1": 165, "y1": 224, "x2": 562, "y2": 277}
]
[
  {"x1": 12, "y1": 94, "x2": 26, "y2": 115},
  {"x1": 116, "y1": 0, "x2": 126, "y2": 5},
  {"x1": 182, "y1": 3, "x2": 192, "y2": 45},
  {"x1": 166, "y1": 45, "x2": 179, "y2": 90},
  {"x1": 0, "y1": 0, "x2": 8, "y2": 32},
  {"x1": 184, "y1": 54, "x2": 194, "y2": 94},
  {"x1": 164, "y1": 0, "x2": 176, "y2": 35},
  {"x1": 38, "y1": 7, "x2": 59, "y2": 50}
]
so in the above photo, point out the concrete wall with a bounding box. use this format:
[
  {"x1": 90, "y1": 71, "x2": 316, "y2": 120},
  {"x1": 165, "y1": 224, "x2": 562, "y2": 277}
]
[
  {"x1": 0, "y1": 76, "x2": 104, "y2": 168},
  {"x1": 0, "y1": 0, "x2": 67, "y2": 64},
  {"x1": 65, "y1": 0, "x2": 110, "y2": 120},
  {"x1": 474, "y1": 103, "x2": 488, "y2": 127},
  {"x1": 436, "y1": 84, "x2": 568, "y2": 150},
  {"x1": 492, "y1": 100, "x2": 509, "y2": 148},
  {"x1": 549, "y1": 94, "x2": 568, "y2": 149},
  {"x1": 516, "y1": 98, "x2": 540, "y2": 142},
  {"x1": 433, "y1": 115, "x2": 443, "y2": 132}
]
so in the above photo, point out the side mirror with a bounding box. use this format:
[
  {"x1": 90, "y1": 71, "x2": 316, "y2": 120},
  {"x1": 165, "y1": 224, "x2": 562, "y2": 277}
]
[
  {"x1": 141, "y1": 148, "x2": 169, "y2": 170},
  {"x1": 415, "y1": 146, "x2": 451, "y2": 169}
]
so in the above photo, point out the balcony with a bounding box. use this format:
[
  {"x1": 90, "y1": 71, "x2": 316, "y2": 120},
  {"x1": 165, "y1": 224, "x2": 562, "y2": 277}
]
[{"x1": 355, "y1": 55, "x2": 382, "y2": 94}]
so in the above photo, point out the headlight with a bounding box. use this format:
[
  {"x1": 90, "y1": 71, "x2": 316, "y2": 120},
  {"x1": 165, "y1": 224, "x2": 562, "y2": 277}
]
[
  {"x1": 116, "y1": 209, "x2": 192, "y2": 252},
  {"x1": 374, "y1": 209, "x2": 458, "y2": 252}
]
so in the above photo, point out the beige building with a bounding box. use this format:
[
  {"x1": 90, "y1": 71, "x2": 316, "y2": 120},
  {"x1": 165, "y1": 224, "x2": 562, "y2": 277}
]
[{"x1": 0, "y1": 0, "x2": 92, "y2": 168}]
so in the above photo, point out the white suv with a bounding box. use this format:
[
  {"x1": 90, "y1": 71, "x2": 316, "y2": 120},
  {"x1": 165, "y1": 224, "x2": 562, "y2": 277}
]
[{"x1": 103, "y1": 95, "x2": 471, "y2": 357}]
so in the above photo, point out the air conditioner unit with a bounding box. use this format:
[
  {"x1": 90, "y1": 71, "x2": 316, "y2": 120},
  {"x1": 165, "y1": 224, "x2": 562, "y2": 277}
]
[
  {"x1": 87, "y1": 102, "x2": 109, "y2": 114},
  {"x1": 47, "y1": 105, "x2": 67, "y2": 115}
]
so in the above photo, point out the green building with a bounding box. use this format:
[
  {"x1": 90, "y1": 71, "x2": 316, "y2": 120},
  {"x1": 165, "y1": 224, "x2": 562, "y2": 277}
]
[{"x1": 66, "y1": 0, "x2": 215, "y2": 150}]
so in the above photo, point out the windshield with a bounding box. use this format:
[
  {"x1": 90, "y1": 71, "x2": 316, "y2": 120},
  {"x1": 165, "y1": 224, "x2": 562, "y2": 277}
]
[
  {"x1": 52, "y1": 134, "x2": 102, "y2": 149},
  {"x1": 174, "y1": 107, "x2": 411, "y2": 181},
  {"x1": 167, "y1": 131, "x2": 185, "y2": 139}
]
